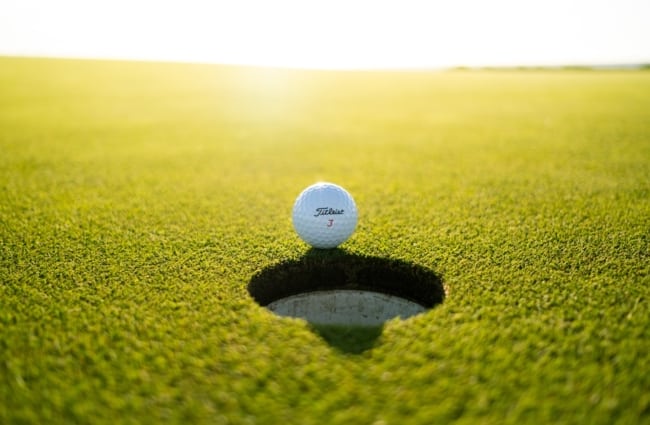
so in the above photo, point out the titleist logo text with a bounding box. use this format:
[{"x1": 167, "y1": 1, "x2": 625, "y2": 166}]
[{"x1": 314, "y1": 207, "x2": 344, "y2": 217}]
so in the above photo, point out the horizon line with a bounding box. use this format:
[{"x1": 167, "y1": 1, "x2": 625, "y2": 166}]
[{"x1": 2, "y1": 53, "x2": 649, "y2": 72}]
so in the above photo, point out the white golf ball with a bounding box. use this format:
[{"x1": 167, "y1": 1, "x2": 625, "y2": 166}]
[{"x1": 292, "y1": 182, "x2": 358, "y2": 249}]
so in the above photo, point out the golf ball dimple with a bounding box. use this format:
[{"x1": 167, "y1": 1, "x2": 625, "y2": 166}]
[{"x1": 292, "y1": 182, "x2": 358, "y2": 249}]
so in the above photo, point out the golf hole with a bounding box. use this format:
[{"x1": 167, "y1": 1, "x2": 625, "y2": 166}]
[{"x1": 248, "y1": 250, "x2": 445, "y2": 327}]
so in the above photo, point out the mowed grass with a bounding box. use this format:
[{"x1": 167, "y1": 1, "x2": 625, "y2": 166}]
[{"x1": 1, "y1": 57, "x2": 649, "y2": 424}]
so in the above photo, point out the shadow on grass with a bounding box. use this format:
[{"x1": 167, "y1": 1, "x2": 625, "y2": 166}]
[
  {"x1": 248, "y1": 248, "x2": 445, "y2": 354},
  {"x1": 309, "y1": 323, "x2": 385, "y2": 355}
]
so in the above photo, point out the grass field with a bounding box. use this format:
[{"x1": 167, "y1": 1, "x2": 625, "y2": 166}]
[{"x1": 1, "y1": 57, "x2": 649, "y2": 424}]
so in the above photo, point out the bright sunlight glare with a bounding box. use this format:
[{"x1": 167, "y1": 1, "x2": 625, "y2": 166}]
[{"x1": 1, "y1": 0, "x2": 649, "y2": 69}]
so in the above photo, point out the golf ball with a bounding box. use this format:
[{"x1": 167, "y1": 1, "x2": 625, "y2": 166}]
[{"x1": 292, "y1": 182, "x2": 358, "y2": 249}]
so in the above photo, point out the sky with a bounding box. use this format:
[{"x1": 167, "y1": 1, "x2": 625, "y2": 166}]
[{"x1": 1, "y1": 0, "x2": 649, "y2": 69}]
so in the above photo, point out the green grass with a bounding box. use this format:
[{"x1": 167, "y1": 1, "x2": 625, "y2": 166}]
[{"x1": 1, "y1": 57, "x2": 649, "y2": 424}]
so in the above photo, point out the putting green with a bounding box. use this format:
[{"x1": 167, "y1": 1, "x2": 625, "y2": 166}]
[{"x1": 1, "y1": 57, "x2": 649, "y2": 424}]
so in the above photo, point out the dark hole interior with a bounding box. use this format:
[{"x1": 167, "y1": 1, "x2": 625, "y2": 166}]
[{"x1": 248, "y1": 249, "x2": 445, "y2": 309}]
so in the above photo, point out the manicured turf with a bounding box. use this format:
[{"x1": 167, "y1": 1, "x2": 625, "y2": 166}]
[{"x1": 1, "y1": 57, "x2": 649, "y2": 424}]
